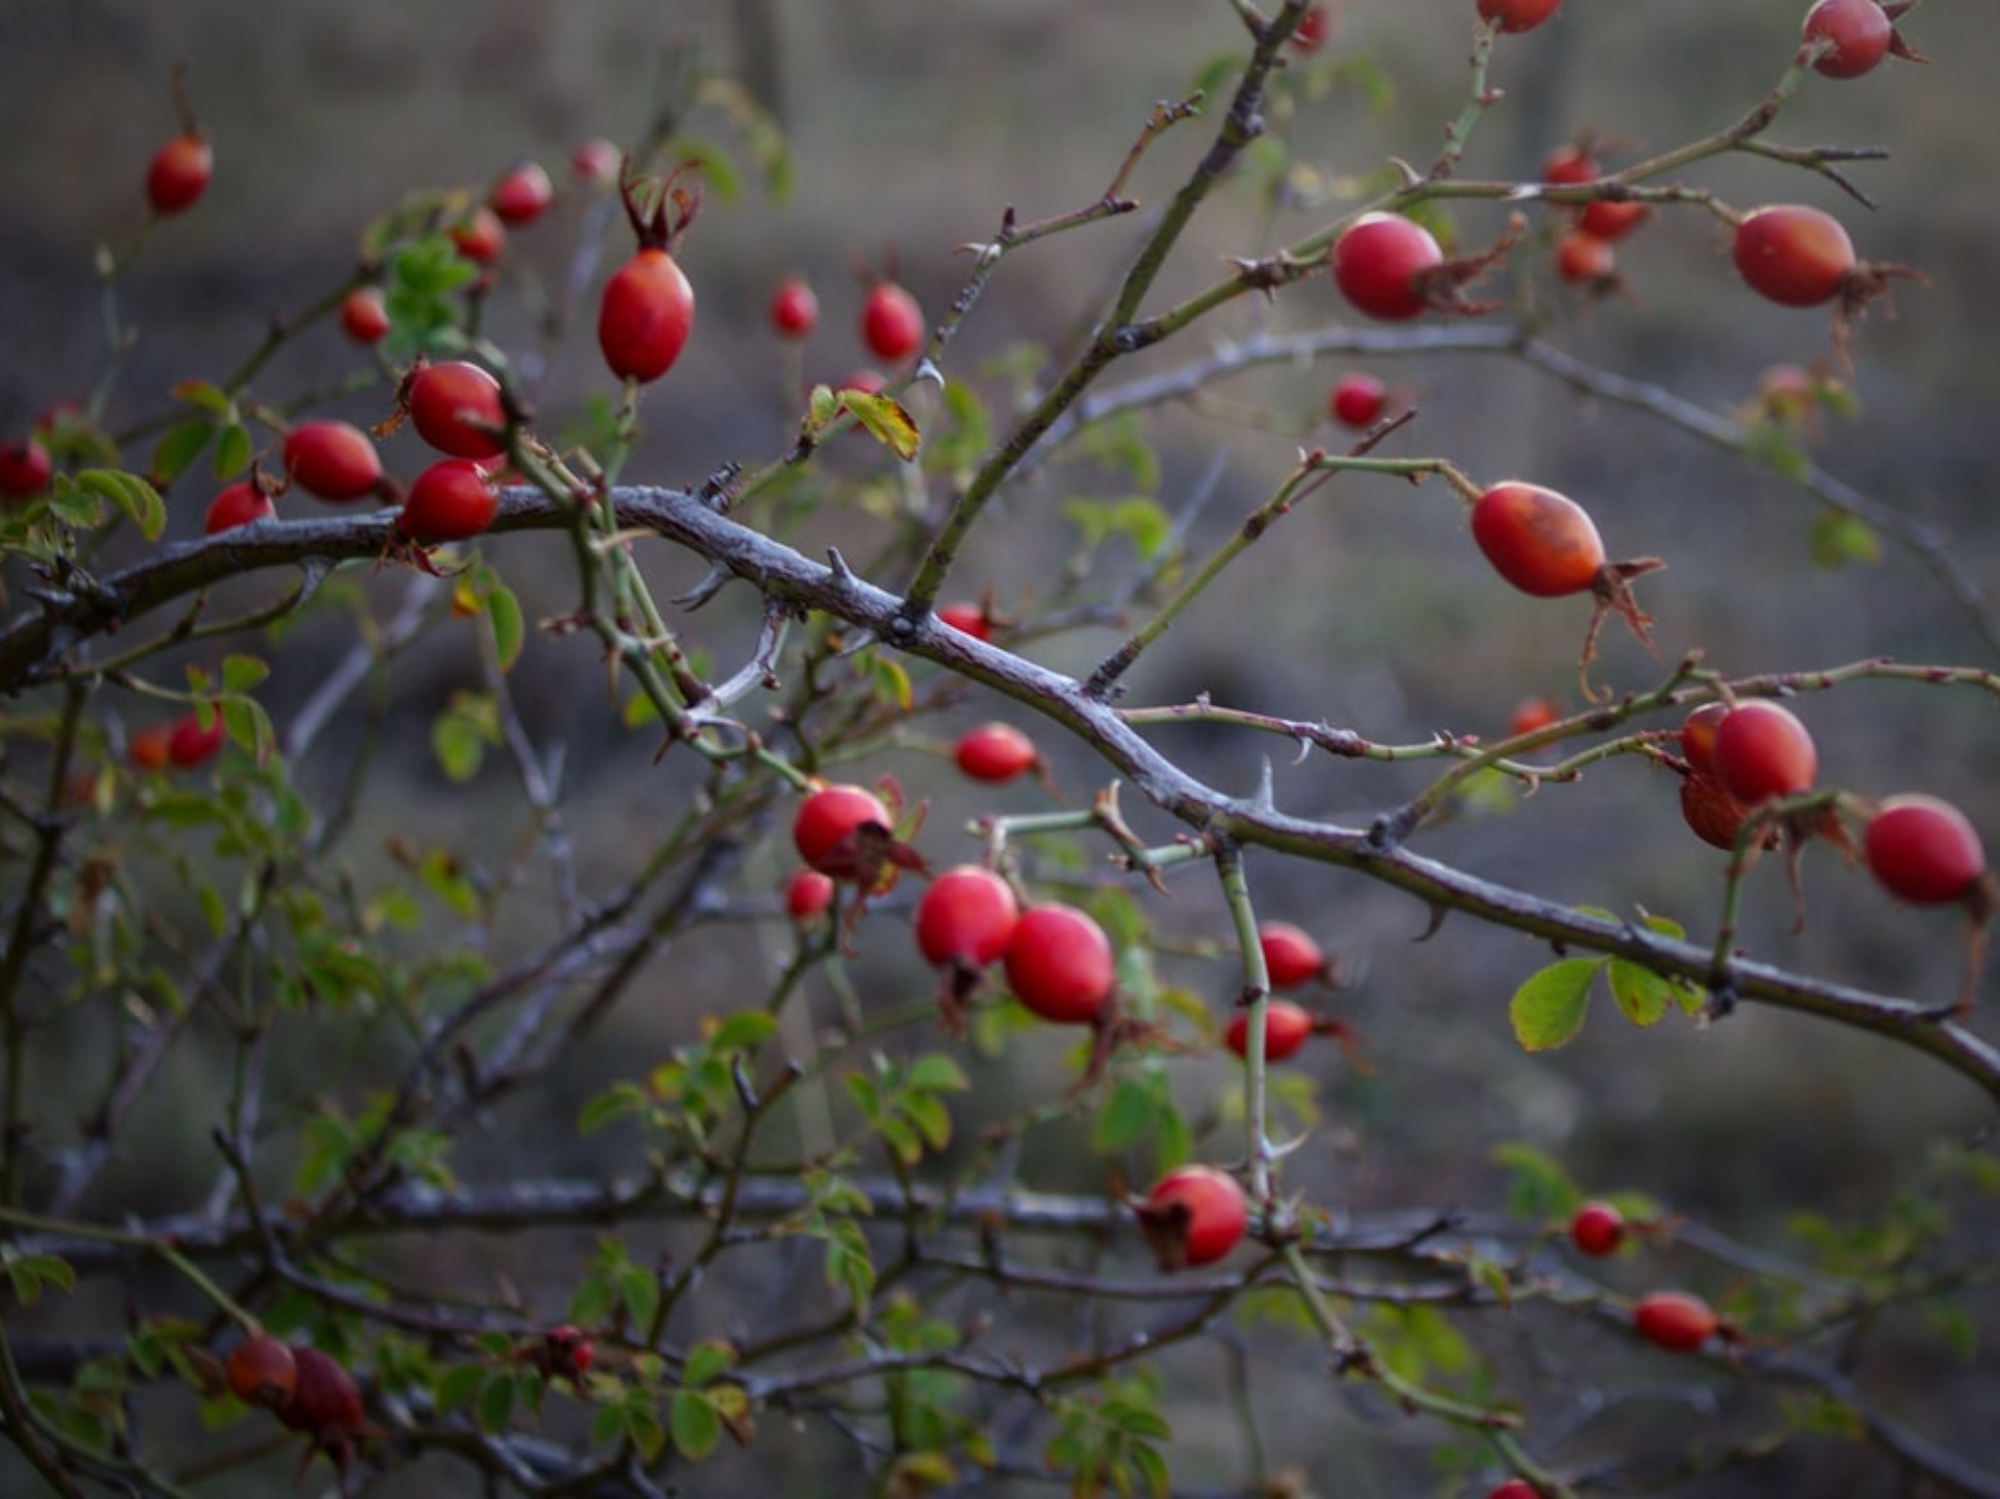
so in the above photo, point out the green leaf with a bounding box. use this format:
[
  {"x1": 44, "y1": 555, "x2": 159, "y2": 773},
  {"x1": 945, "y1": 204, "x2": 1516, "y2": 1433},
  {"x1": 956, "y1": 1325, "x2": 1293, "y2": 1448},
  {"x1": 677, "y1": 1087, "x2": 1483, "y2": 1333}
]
[
  {"x1": 221, "y1": 655, "x2": 270, "y2": 694},
  {"x1": 1490, "y1": 1141, "x2": 1580, "y2": 1220},
  {"x1": 1064, "y1": 496, "x2": 1173, "y2": 562},
  {"x1": 150, "y1": 422, "x2": 213, "y2": 489},
  {"x1": 431, "y1": 691, "x2": 499, "y2": 783},
  {"x1": 904, "y1": 1053, "x2": 968, "y2": 1095},
  {"x1": 670, "y1": 1390, "x2": 721, "y2": 1460},
  {"x1": 171, "y1": 379, "x2": 233, "y2": 417},
  {"x1": 485, "y1": 580, "x2": 524, "y2": 672},
  {"x1": 1810, "y1": 512, "x2": 1883, "y2": 569},
  {"x1": 1607, "y1": 959, "x2": 1678, "y2": 1028},
  {"x1": 617, "y1": 1265, "x2": 659, "y2": 1332},
  {"x1": 4, "y1": 1252, "x2": 76, "y2": 1307},
  {"x1": 672, "y1": 136, "x2": 743, "y2": 205},
  {"x1": 569, "y1": 1275, "x2": 617, "y2": 1329},
  {"x1": 76, "y1": 469, "x2": 166, "y2": 541},
  {"x1": 1094, "y1": 1077, "x2": 1159, "y2": 1154},
  {"x1": 1509, "y1": 957, "x2": 1603, "y2": 1052},
  {"x1": 579, "y1": 1082, "x2": 648, "y2": 1137},
  {"x1": 683, "y1": 1340, "x2": 735, "y2": 1387},
  {"x1": 435, "y1": 1362, "x2": 487, "y2": 1416},
  {"x1": 476, "y1": 1370, "x2": 517, "y2": 1433},
  {"x1": 707, "y1": 1011, "x2": 779, "y2": 1054},
  {"x1": 211, "y1": 422, "x2": 253, "y2": 480}
]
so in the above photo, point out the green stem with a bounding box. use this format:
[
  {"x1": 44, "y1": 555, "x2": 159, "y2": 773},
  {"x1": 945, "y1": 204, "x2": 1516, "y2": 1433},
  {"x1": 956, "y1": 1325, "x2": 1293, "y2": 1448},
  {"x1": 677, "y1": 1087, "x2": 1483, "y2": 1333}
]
[
  {"x1": 898, "y1": 14, "x2": 1298, "y2": 622},
  {"x1": 1213, "y1": 846, "x2": 1274, "y2": 1201},
  {"x1": 0, "y1": 1204, "x2": 260, "y2": 1331}
]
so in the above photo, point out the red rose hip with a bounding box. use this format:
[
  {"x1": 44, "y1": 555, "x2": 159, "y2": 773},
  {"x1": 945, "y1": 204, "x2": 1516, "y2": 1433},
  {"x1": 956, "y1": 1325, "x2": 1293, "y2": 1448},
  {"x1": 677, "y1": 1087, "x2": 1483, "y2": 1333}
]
[
  {"x1": 406, "y1": 361, "x2": 507, "y2": 459},
  {"x1": 1004, "y1": 903, "x2": 1115, "y2": 1023},
  {"x1": 599, "y1": 247, "x2": 695, "y2": 384},
  {"x1": 1711, "y1": 701, "x2": 1816, "y2": 807},
  {"x1": 1332, "y1": 213, "x2": 1443, "y2": 323},
  {"x1": 1138, "y1": 1165, "x2": 1248, "y2": 1269},
  {"x1": 915, "y1": 865, "x2": 1020, "y2": 970},
  {"x1": 1865, "y1": 794, "x2": 1987, "y2": 906},
  {"x1": 283, "y1": 420, "x2": 384, "y2": 502}
]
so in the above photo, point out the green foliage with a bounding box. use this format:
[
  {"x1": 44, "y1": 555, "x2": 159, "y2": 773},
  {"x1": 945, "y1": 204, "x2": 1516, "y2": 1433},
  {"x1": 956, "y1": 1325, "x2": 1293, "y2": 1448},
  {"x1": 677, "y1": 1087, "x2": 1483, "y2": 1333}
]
[{"x1": 1045, "y1": 1374, "x2": 1175, "y2": 1499}]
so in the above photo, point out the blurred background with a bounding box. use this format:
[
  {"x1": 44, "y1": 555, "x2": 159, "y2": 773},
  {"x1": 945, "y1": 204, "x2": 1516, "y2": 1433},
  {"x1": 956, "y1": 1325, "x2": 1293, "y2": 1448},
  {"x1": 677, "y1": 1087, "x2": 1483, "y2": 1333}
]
[{"x1": 4, "y1": 2, "x2": 1998, "y2": 1494}]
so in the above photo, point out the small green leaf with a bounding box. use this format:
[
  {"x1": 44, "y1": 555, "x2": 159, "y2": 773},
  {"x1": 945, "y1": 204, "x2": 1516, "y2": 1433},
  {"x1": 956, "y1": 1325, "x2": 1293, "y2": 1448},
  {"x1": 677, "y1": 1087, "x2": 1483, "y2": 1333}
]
[
  {"x1": 1607, "y1": 959, "x2": 1678, "y2": 1028},
  {"x1": 904, "y1": 1053, "x2": 968, "y2": 1095},
  {"x1": 1509, "y1": 958, "x2": 1604, "y2": 1052},
  {"x1": 683, "y1": 1340, "x2": 735, "y2": 1387},
  {"x1": 150, "y1": 422, "x2": 213, "y2": 489},
  {"x1": 1810, "y1": 511, "x2": 1882, "y2": 569},
  {"x1": 211, "y1": 422, "x2": 253, "y2": 480},
  {"x1": 435, "y1": 1362, "x2": 487, "y2": 1416},
  {"x1": 707, "y1": 1011, "x2": 779, "y2": 1054},
  {"x1": 485, "y1": 581, "x2": 524, "y2": 672},
  {"x1": 1093, "y1": 1077, "x2": 1158, "y2": 1154},
  {"x1": 221, "y1": 655, "x2": 270, "y2": 694},
  {"x1": 170, "y1": 379, "x2": 233, "y2": 417},
  {"x1": 579, "y1": 1082, "x2": 648, "y2": 1137},
  {"x1": 76, "y1": 469, "x2": 166, "y2": 541},
  {"x1": 670, "y1": 1390, "x2": 721, "y2": 1460},
  {"x1": 476, "y1": 1370, "x2": 517, "y2": 1433}
]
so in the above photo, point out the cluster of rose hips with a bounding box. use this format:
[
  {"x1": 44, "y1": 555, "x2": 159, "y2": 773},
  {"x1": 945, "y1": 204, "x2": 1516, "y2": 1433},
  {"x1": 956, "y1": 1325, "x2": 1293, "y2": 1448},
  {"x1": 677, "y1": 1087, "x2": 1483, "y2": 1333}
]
[
  {"x1": 1322, "y1": 0, "x2": 1919, "y2": 337},
  {"x1": 785, "y1": 753, "x2": 1355, "y2": 1278},
  {"x1": 765, "y1": 268, "x2": 928, "y2": 413},
  {"x1": 1671, "y1": 697, "x2": 1993, "y2": 998}
]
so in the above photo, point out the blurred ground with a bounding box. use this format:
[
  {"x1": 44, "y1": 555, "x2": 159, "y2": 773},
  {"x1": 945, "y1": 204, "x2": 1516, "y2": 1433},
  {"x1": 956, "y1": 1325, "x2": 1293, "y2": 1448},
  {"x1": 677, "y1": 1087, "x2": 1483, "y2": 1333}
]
[{"x1": 4, "y1": 3, "x2": 1999, "y2": 1495}]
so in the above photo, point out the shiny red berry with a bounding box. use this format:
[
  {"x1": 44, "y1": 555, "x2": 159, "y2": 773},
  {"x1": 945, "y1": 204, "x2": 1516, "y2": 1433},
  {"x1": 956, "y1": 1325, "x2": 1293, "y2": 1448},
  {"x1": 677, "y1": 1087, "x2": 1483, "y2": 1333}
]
[
  {"x1": 1004, "y1": 903, "x2": 1115, "y2": 1024},
  {"x1": 769, "y1": 277, "x2": 819, "y2": 338},
  {"x1": 339, "y1": 287, "x2": 390, "y2": 345},
  {"x1": 1569, "y1": 1200, "x2": 1626, "y2": 1256},
  {"x1": 1801, "y1": 0, "x2": 1894, "y2": 78},
  {"x1": 147, "y1": 134, "x2": 213, "y2": 215},
  {"x1": 1733, "y1": 205, "x2": 1855, "y2": 309},
  {"x1": 407, "y1": 361, "x2": 507, "y2": 459},
  {"x1": 954, "y1": 722, "x2": 1038, "y2": 784},
  {"x1": 1332, "y1": 213, "x2": 1443, "y2": 322},
  {"x1": 1223, "y1": 999, "x2": 1316, "y2": 1061},
  {"x1": 1328, "y1": 372, "x2": 1387, "y2": 429},
  {"x1": 489, "y1": 161, "x2": 555, "y2": 226},
  {"x1": 861, "y1": 281, "x2": 924, "y2": 363},
  {"x1": 0, "y1": 437, "x2": 53, "y2": 500},
  {"x1": 1471, "y1": 481, "x2": 1606, "y2": 598},
  {"x1": 792, "y1": 784, "x2": 893, "y2": 881},
  {"x1": 1865, "y1": 794, "x2": 1987, "y2": 906},
  {"x1": 1138, "y1": 1165, "x2": 1248, "y2": 1269},
  {"x1": 167, "y1": 710, "x2": 227, "y2": 769},
  {"x1": 1477, "y1": 0, "x2": 1565, "y2": 32},
  {"x1": 1633, "y1": 1290, "x2": 1719, "y2": 1352},
  {"x1": 1711, "y1": 701, "x2": 1816, "y2": 806},
  {"x1": 283, "y1": 420, "x2": 384, "y2": 502},
  {"x1": 786, "y1": 868, "x2": 836, "y2": 922},
  {"x1": 204, "y1": 480, "x2": 275, "y2": 534},
  {"x1": 398, "y1": 459, "x2": 498, "y2": 543},
  {"x1": 1258, "y1": 921, "x2": 1324, "y2": 990},
  {"x1": 937, "y1": 602, "x2": 992, "y2": 641},
  {"x1": 915, "y1": 865, "x2": 1020, "y2": 970},
  {"x1": 450, "y1": 205, "x2": 507, "y2": 266},
  {"x1": 599, "y1": 247, "x2": 696, "y2": 384}
]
